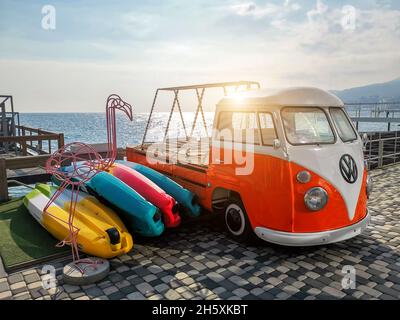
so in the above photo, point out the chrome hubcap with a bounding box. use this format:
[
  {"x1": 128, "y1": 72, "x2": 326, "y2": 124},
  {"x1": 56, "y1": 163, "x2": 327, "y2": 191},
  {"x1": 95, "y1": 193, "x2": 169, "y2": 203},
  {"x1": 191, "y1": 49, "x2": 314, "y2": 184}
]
[{"x1": 225, "y1": 204, "x2": 245, "y2": 236}]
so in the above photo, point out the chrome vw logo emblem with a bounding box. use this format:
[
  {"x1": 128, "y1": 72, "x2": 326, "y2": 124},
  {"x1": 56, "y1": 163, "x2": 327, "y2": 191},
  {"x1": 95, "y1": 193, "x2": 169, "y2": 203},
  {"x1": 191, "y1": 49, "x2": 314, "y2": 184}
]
[{"x1": 339, "y1": 154, "x2": 358, "y2": 184}]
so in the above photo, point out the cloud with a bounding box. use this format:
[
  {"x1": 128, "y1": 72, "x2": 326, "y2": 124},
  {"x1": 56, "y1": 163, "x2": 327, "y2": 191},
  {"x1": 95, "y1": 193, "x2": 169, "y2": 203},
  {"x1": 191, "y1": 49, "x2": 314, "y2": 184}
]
[
  {"x1": 120, "y1": 12, "x2": 160, "y2": 38},
  {"x1": 229, "y1": 2, "x2": 279, "y2": 18},
  {"x1": 229, "y1": 0, "x2": 301, "y2": 20},
  {"x1": 307, "y1": 0, "x2": 329, "y2": 23}
]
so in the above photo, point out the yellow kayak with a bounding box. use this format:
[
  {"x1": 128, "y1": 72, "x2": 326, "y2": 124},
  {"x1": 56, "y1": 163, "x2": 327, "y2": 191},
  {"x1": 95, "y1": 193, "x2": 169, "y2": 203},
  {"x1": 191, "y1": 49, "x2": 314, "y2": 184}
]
[{"x1": 23, "y1": 183, "x2": 133, "y2": 259}]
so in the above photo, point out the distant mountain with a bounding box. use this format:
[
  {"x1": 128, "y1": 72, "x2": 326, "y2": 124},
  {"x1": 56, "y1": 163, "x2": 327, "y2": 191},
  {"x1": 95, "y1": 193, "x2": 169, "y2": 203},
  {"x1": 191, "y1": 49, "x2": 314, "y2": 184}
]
[{"x1": 331, "y1": 78, "x2": 400, "y2": 103}]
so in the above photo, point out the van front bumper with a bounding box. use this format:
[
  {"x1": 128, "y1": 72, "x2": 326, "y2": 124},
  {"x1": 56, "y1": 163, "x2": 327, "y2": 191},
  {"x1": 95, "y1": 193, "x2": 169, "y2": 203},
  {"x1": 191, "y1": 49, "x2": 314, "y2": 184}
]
[{"x1": 254, "y1": 210, "x2": 371, "y2": 247}]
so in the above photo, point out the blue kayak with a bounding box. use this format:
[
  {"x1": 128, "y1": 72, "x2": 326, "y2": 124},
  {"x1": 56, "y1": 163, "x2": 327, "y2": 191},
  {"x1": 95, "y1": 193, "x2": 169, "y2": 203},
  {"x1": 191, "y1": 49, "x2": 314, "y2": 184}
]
[
  {"x1": 116, "y1": 160, "x2": 201, "y2": 217},
  {"x1": 55, "y1": 167, "x2": 165, "y2": 237}
]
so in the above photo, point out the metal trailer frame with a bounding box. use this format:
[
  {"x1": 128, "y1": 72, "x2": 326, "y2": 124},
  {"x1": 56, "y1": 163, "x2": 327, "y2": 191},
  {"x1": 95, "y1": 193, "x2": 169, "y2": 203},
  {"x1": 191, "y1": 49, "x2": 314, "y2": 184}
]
[{"x1": 141, "y1": 81, "x2": 261, "y2": 147}]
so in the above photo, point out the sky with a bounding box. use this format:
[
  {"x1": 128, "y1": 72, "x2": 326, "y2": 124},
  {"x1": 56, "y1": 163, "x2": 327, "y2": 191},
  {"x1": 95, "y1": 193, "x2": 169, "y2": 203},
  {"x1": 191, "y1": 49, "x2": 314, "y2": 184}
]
[{"x1": 0, "y1": 0, "x2": 399, "y2": 112}]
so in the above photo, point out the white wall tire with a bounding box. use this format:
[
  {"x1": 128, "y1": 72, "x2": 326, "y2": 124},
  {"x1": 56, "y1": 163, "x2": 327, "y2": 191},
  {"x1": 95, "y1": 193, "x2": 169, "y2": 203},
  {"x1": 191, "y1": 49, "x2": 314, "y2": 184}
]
[
  {"x1": 224, "y1": 198, "x2": 254, "y2": 242},
  {"x1": 225, "y1": 203, "x2": 246, "y2": 236}
]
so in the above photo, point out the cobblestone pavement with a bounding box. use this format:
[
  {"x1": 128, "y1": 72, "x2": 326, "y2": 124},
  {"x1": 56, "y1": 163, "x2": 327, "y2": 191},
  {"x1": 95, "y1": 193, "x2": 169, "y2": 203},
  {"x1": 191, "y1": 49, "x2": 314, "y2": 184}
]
[{"x1": 1, "y1": 165, "x2": 400, "y2": 300}]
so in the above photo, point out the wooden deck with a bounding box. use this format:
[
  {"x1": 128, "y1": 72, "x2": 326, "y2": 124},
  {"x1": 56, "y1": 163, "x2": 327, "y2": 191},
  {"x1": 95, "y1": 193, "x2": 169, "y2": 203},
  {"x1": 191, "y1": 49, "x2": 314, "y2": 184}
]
[{"x1": 0, "y1": 148, "x2": 127, "y2": 203}]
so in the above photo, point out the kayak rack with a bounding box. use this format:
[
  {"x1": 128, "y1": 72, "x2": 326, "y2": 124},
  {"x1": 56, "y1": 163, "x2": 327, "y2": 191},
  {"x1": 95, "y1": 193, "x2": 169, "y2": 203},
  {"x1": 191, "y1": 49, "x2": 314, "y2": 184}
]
[{"x1": 141, "y1": 81, "x2": 260, "y2": 148}]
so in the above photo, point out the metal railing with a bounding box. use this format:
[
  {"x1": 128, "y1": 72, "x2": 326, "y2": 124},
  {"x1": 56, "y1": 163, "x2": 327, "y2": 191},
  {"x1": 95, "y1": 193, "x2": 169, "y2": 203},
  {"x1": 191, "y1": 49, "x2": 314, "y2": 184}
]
[
  {"x1": 0, "y1": 125, "x2": 64, "y2": 156},
  {"x1": 362, "y1": 131, "x2": 400, "y2": 170},
  {"x1": 346, "y1": 102, "x2": 400, "y2": 131},
  {"x1": 1, "y1": 95, "x2": 21, "y2": 152}
]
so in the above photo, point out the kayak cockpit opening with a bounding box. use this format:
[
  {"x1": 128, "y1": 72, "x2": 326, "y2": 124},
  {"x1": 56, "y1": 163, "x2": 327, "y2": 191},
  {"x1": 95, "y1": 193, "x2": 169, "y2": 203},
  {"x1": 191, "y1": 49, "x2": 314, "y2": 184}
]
[{"x1": 106, "y1": 227, "x2": 121, "y2": 245}]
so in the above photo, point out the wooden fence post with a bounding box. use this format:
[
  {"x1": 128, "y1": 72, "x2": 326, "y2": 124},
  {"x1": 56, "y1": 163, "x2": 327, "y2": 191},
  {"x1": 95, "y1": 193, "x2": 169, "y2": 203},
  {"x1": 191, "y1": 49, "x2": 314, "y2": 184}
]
[
  {"x1": 37, "y1": 128, "x2": 43, "y2": 152},
  {"x1": 58, "y1": 133, "x2": 64, "y2": 150},
  {"x1": 0, "y1": 158, "x2": 8, "y2": 203}
]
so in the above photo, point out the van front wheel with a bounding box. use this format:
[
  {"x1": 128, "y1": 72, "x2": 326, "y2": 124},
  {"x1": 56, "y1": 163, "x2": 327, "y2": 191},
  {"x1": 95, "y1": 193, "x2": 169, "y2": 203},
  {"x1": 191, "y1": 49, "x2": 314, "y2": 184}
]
[{"x1": 224, "y1": 199, "x2": 254, "y2": 243}]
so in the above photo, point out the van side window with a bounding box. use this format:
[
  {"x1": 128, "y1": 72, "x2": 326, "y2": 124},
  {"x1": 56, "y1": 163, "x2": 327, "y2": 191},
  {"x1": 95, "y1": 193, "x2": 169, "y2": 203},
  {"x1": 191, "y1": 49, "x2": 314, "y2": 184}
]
[
  {"x1": 217, "y1": 112, "x2": 260, "y2": 145},
  {"x1": 258, "y1": 113, "x2": 277, "y2": 146}
]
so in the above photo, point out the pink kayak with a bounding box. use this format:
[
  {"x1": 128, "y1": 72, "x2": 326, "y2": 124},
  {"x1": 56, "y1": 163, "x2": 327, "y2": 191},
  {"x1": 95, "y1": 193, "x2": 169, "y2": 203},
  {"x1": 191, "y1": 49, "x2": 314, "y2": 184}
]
[{"x1": 108, "y1": 163, "x2": 181, "y2": 228}]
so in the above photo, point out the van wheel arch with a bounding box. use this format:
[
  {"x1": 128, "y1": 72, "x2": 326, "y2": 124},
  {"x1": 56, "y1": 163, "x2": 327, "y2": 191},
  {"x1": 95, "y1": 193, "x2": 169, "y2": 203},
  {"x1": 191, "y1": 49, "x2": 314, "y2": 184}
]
[{"x1": 211, "y1": 187, "x2": 242, "y2": 213}]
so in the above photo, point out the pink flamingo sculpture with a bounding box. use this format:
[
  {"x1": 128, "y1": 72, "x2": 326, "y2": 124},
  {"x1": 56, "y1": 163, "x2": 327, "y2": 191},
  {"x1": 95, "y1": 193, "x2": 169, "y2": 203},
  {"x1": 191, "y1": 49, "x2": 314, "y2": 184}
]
[{"x1": 43, "y1": 95, "x2": 133, "y2": 268}]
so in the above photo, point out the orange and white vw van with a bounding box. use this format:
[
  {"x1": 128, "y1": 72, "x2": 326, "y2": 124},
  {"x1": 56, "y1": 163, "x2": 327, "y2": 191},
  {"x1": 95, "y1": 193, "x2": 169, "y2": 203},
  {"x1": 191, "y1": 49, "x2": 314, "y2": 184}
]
[{"x1": 127, "y1": 85, "x2": 372, "y2": 246}]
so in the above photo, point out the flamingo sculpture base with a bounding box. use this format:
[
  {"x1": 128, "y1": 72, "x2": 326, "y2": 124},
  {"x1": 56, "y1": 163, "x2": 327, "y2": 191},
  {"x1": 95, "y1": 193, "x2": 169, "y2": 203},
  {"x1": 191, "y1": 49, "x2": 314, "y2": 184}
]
[{"x1": 63, "y1": 257, "x2": 110, "y2": 286}]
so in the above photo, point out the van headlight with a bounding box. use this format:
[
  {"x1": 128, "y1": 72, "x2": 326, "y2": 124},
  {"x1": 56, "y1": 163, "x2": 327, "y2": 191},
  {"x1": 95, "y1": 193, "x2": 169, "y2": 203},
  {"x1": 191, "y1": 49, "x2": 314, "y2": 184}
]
[
  {"x1": 304, "y1": 187, "x2": 328, "y2": 211},
  {"x1": 366, "y1": 173, "x2": 373, "y2": 198}
]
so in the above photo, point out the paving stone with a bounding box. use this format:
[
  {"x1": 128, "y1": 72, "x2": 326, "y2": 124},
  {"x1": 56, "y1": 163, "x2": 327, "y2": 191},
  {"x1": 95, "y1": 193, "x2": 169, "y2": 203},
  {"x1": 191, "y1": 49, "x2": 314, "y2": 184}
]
[
  {"x1": 248, "y1": 276, "x2": 263, "y2": 286},
  {"x1": 155, "y1": 283, "x2": 169, "y2": 293},
  {"x1": 161, "y1": 275, "x2": 174, "y2": 283},
  {"x1": 322, "y1": 286, "x2": 346, "y2": 299},
  {"x1": 109, "y1": 291, "x2": 125, "y2": 300},
  {"x1": 181, "y1": 277, "x2": 195, "y2": 286},
  {"x1": 70, "y1": 292, "x2": 85, "y2": 299},
  {"x1": 358, "y1": 285, "x2": 383, "y2": 298},
  {"x1": 143, "y1": 274, "x2": 157, "y2": 283},
  {"x1": 85, "y1": 287, "x2": 104, "y2": 298},
  {"x1": 115, "y1": 280, "x2": 130, "y2": 289},
  {"x1": 374, "y1": 285, "x2": 400, "y2": 298},
  {"x1": 109, "y1": 273, "x2": 124, "y2": 283},
  {"x1": 24, "y1": 273, "x2": 41, "y2": 284},
  {"x1": 148, "y1": 294, "x2": 163, "y2": 300},
  {"x1": 232, "y1": 288, "x2": 249, "y2": 298},
  {"x1": 175, "y1": 272, "x2": 188, "y2": 280},
  {"x1": 136, "y1": 282, "x2": 154, "y2": 295},
  {"x1": 0, "y1": 282, "x2": 10, "y2": 292},
  {"x1": 0, "y1": 291, "x2": 12, "y2": 300},
  {"x1": 8, "y1": 274, "x2": 24, "y2": 284},
  {"x1": 229, "y1": 275, "x2": 249, "y2": 286},
  {"x1": 63, "y1": 284, "x2": 80, "y2": 293},
  {"x1": 205, "y1": 261, "x2": 218, "y2": 269},
  {"x1": 128, "y1": 277, "x2": 143, "y2": 286},
  {"x1": 181, "y1": 291, "x2": 195, "y2": 299},
  {"x1": 250, "y1": 287, "x2": 264, "y2": 296},
  {"x1": 164, "y1": 289, "x2": 181, "y2": 300},
  {"x1": 127, "y1": 292, "x2": 145, "y2": 300},
  {"x1": 120, "y1": 285, "x2": 136, "y2": 295},
  {"x1": 10, "y1": 282, "x2": 26, "y2": 291},
  {"x1": 207, "y1": 272, "x2": 224, "y2": 283},
  {"x1": 191, "y1": 261, "x2": 206, "y2": 271},
  {"x1": 21, "y1": 269, "x2": 37, "y2": 276},
  {"x1": 148, "y1": 265, "x2": 163, "y2": 274},
  {"x1": 13, "y1": 292, "x2": 31, "y2": 300},
  {"x1": 103, "y1": 286, "x2": 118, "y2": 296}
]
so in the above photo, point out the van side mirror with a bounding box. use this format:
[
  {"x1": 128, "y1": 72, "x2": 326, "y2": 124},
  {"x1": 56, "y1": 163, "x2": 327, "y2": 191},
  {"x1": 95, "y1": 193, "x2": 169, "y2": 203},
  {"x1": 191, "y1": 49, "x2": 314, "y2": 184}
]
[
  {"x1": 273, "y1": 139, "x2": 281, "y2": 149},
  {"x1": 362, "y1": 133, "x2": 369, "y2": 143}
]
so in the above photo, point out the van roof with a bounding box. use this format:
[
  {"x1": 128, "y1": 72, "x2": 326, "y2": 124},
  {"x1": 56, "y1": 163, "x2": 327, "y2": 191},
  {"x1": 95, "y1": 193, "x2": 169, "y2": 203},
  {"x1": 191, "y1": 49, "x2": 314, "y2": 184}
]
[{"x1": 218, "y1": 87, "x2": 344, "y2": 107}]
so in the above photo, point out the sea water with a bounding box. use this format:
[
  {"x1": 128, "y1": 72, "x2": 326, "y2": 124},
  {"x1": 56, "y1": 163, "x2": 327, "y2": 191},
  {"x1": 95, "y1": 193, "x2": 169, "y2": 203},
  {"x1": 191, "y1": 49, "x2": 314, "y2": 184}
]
[
  {"x1": 19, "y1": 112, "x2": 215, "y2": 147},
  {"x1": 19, "y1": 110, "x2": 398, "y2": 148}
]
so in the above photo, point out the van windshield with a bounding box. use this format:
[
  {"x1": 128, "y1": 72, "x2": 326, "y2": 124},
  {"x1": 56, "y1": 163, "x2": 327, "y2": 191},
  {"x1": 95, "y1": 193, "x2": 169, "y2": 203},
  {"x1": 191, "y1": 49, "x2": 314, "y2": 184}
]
[
  {"x1": 330, "y1": 108, "x2": 358, "y2": 142},
  {"x1": 282, "y1": 107, "x2": 335, "y2": 145}
]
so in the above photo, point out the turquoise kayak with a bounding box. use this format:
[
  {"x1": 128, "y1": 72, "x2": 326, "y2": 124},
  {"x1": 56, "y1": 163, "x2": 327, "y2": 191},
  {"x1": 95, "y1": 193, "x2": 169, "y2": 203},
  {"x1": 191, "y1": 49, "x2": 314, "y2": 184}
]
[
  {"x1": 55, "y1": 168, "x2": 165, "y2": 237},
  {"x1": 116, "y1": 160, "x2": 201, "y2": 217}
]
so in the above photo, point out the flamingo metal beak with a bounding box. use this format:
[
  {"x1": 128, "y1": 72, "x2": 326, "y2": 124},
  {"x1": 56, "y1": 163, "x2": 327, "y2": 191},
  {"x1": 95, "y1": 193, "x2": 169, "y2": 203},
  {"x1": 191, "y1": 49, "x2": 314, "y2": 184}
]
[{"x1": 125, "y1": 104, "x2": 133, "y2": 122}]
